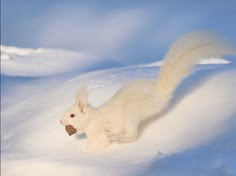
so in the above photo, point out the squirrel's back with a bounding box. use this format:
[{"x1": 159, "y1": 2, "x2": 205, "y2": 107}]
[{"x1": 107, "y1": 31, "x2": 235, "y2": 123}]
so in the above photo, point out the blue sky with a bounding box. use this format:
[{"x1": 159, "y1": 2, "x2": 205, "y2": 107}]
[{"x1": 1, "y1": 0, "x2": 236, "y2": 65}]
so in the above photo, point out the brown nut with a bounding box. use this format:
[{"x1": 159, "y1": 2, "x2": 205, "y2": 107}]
[{"x1": 65, "y1": 125, "x2": 77, "y2": 136}]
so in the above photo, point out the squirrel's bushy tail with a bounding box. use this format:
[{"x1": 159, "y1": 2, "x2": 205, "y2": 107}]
[{"x1": 156, "y1": 31, "x2": 236, "y2": 107}]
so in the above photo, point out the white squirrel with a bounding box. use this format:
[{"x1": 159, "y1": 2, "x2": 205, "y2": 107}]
[{"x1": 60, "y1": 31, "x2": 235, "y2": 152}]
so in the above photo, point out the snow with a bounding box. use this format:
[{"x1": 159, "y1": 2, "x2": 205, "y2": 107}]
[
  {"x1": 140, "y1": 58, "x2": 230, "y2": 67},
  {"x1": 1, "y1": 45, "x2": 122, "y2": 77},
  {"x1": 1, "y1": 48, "x2": 236, "y2": 175}
]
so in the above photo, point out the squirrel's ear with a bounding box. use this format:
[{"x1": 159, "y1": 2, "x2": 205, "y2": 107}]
[{"x1": 75, "y1": 86, "x2": 88, "y2": 113}]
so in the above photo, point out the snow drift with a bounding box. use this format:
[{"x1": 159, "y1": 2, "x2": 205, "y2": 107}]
[
  {"x1": 1, "y1": 56, "x2": 236, "y2": 175},
  {"x1": 0, "y1": 45, "x2": 122, "y2": 77}
]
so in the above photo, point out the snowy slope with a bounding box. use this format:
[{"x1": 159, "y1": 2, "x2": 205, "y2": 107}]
[
  {"x1": 140, "y1": 58, "x2": 230, "y2": 67},
  {"x1": 1, "y1": 56, "x2": 236, "y2": 176},
  {"x1": 1, "y1": 45, "x2": 122, "y2": 77}
]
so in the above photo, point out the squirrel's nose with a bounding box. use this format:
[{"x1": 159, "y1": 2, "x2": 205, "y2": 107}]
[{"x1": 60, "y1": 119, "x2": 69, "y2": 125}]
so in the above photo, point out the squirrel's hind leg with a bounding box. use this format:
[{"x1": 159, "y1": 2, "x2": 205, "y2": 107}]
[
  {"x1": 103, "y1": 118, "x2": 125, "y2": 138},
  {"x1": 114, "y1": 119, "x2": 139, "y2": 143}
]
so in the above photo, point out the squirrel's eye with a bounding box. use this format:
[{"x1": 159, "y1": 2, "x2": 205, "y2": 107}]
[{"x1": 70, "y1": 114, "x2": 75, "y2": 118}]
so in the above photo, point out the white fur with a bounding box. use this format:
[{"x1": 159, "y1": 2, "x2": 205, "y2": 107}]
[{"x1": 60, "y1": 31, "x2": 235, "y2": 152}]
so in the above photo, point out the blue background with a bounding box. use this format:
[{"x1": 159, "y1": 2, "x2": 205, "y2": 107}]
[{"x1": 1, "y1": 0, "x2": 236, "y2": 64}]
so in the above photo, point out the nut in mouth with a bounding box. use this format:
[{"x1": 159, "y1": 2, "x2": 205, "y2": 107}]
[{"x1": 65, "y1": 125, "x2": 77, "y2": 136}]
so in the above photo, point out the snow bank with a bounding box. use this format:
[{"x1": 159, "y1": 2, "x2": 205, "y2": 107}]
[
  {"x1": 1, "y1": 59, "x2": 236, "y2": 175},
  {"x1": 0, "y1": 45, "x2": 122, "y2": 77},
  {"x1": 1, "y1": 45, "x2": 230, "y2": 77},
  {"x1": 140, "y1": 58, "x2": 230, "y2": 67}
]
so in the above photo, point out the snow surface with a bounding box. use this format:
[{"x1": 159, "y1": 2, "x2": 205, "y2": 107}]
[
  {"x1": 1, "y1": 50, "x2": 236, "y2": 175},
  {"x1": 140, "y1": 58, "x2": 230, "y2": 67},
  {"x1": 1, "y1": 45, "x2": 122, "y2": 77}
]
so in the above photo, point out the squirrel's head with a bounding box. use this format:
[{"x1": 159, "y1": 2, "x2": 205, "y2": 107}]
[{"x1": 60, "y1": 87, "x2": 90, "y2": 136}]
